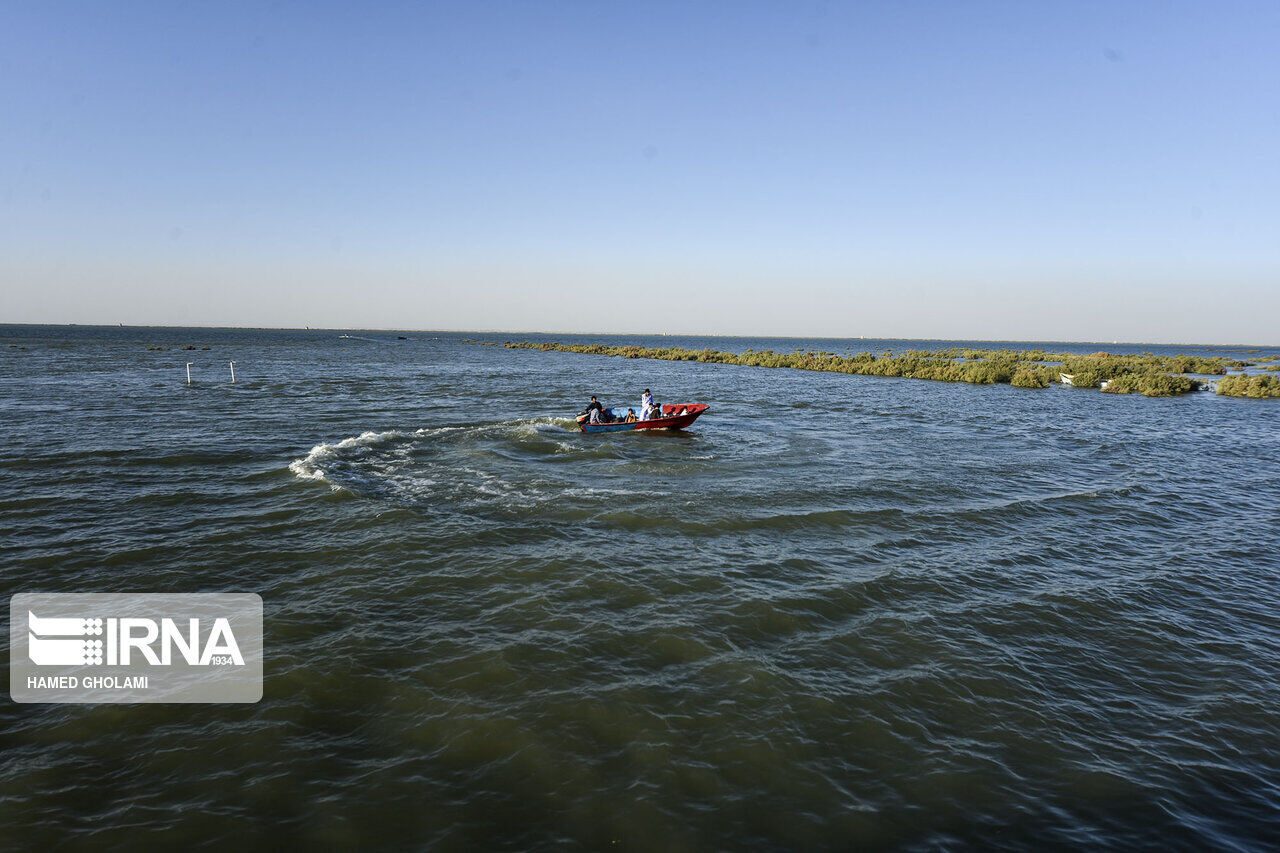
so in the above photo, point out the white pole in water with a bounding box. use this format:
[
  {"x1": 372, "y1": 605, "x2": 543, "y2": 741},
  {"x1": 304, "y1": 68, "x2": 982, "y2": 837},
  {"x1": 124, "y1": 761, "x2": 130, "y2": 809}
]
[
  {"x1": 186, "y1": 362, "x2": 193, "y2": 385},
  {"x1": 229, "y1": 361, "x2": 236, "y2": 383}
]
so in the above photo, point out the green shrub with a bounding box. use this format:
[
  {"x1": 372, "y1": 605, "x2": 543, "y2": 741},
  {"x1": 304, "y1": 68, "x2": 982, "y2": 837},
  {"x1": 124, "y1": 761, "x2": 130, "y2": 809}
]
[
  {"x1": 1217, "y1": 374, "x2": 1280, "y2": 398},
  {"x1": 1064, "y1": 368, "x2": 1103, "y2": 389},
  {"x1": 1102, "y1": 372, "x2": 1201, "y2": 396},
  {"x1": 501, "y1": 342, "x2": 1213, "y2": 397},
  {"x1": 1011, "y1": 369, "x2": 1048, "y2": 388},
  {"x1": 1100, "y1": 373, "x2": 1140, "y2": 394},
  {"x1": 1138, "y1": 372, "x2": 1200, "y2": 396}
]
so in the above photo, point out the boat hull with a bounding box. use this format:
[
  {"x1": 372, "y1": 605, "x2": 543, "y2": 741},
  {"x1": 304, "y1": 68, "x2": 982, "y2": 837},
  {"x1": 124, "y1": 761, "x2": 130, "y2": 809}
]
[{"x1": 577, "y1": 404, "x2": 708, "y2": 433}]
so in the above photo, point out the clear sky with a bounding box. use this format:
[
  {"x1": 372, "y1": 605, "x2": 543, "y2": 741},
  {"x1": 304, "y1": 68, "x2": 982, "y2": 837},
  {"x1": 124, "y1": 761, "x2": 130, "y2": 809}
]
[{"x1": 3, "y1": 1, "x2": 1277, "y2": 343}]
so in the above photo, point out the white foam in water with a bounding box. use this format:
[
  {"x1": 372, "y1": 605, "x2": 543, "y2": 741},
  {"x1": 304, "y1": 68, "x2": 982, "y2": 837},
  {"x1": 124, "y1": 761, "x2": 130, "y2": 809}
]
[
  {"x1": 288, "y1": 424, "x2": 498, "y2": 486},
  {"x1": 288, "y1": 418, "x2": 592, "y2": 500},
  {"x1": 287, "y1": 457, "x2": 330, "y2": 482},
  {"x1": 289, "y1": 429, "x2": 404, "y2": 488}
]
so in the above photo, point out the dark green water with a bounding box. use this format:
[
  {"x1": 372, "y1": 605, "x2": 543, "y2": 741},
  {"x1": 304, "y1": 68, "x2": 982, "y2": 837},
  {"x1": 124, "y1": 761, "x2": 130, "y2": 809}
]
[{"x1": 3, "y1": 325, "x2": 1279, "y2": 850}]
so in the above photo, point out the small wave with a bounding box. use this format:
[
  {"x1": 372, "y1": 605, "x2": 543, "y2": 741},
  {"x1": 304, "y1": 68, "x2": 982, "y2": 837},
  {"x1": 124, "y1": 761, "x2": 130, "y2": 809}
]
[
  {"x1": 287, "y1": 417, "x2": 590, "y2": 498},
  {"x1": 289, "y1": 429, "x2": 406, "y2": 488}
]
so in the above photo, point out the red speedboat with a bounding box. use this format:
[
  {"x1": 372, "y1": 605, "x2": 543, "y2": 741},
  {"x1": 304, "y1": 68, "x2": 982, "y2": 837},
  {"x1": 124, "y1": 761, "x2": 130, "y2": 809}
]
[{"x1": 576, "y1": 404, "x2": 709, "y2": 433}]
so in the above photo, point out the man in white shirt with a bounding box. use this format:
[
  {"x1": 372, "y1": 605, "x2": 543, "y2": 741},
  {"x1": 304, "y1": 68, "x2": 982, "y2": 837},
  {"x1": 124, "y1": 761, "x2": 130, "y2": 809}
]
[{"x1": 640, "y1": 389, "x2": 656, "y2": 420}]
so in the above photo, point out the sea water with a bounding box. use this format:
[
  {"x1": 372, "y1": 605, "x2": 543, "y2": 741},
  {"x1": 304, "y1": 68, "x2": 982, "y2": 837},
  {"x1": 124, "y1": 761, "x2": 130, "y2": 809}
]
[{"x1": 2, "y1": 325, "x2": 1278, "y2": 848}]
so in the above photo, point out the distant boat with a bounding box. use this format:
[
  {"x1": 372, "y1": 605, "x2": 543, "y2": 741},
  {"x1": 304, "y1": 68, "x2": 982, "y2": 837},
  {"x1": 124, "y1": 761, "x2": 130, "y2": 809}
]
[
  {"x1": 576, "y1": 404, "x2": 709, "y2": 433},
  {"x1": 1060, "y1": 373, "x2": 1075, "y2": 386}
]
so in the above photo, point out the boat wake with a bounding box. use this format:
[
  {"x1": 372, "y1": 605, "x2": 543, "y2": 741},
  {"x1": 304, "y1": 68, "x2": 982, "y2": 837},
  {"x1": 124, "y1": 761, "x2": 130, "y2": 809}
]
[
  {"x1": 287, "y1": 417, "x2": 637, "y2": 513},
  {"x1": 289, "y1": 425, "x2": 467, "y2": 487}
]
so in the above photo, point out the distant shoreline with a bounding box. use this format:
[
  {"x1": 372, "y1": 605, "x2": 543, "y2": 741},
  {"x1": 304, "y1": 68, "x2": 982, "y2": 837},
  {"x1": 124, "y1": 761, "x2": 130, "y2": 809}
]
[{"x1": 1, "y1": 322, "x2": 1275, "y2": 350}]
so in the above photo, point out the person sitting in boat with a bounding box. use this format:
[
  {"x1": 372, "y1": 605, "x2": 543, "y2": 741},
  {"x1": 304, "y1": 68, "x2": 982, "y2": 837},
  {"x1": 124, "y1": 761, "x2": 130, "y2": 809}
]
[
  {"x1": 641, "y1": 390, "x2": 661, "y2": 421},
  {"x1": 624, "y1": 409, "x2": 638, "y2": 423}
]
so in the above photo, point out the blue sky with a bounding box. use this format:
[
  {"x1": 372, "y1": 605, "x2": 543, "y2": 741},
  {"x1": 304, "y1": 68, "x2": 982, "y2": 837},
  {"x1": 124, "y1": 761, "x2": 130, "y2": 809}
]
[{"x1": 3, "y1": 1, "x2": 1277, "y2": 342}]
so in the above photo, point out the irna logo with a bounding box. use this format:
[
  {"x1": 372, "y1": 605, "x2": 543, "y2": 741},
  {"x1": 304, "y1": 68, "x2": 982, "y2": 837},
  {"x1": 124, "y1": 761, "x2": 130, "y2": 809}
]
[
  {"x1": 11, "y1": 593, "x2": 263, "y2": 704},
  {"x1": 27, "y1": 611, "x2": 244, "y2": 667}
]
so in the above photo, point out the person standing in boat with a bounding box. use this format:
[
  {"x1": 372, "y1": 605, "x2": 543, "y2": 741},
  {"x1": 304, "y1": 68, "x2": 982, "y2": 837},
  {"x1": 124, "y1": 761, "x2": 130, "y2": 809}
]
[
  {"x1": 584, "y1": 396, "x2": 605, "y2": 424},
  {"x1": 640, "y1": 389, "x2": 656, "y2": 420}
]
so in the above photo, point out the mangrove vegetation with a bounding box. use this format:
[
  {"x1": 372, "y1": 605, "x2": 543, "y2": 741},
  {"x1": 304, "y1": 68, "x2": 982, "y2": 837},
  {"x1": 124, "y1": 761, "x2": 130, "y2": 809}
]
[
  {"x1": 502, "y1": 342, "x2": 1272, "y2": 399},
  {"x1": 1216, "y1": 374, "x2": 1280, "y2": 398}
]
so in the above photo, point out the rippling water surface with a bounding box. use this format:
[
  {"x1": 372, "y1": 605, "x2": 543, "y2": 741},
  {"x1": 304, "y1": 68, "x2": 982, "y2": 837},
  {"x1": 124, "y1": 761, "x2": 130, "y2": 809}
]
[{"x1": 3, "y1": 325, "x2": 1279, "y2": 849}]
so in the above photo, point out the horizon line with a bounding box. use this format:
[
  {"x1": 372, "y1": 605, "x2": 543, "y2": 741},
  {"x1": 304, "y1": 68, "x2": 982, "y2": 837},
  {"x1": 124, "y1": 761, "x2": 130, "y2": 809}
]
[{"x1": 0, "y1": 322, "x2": 1275, "y2": 350}]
